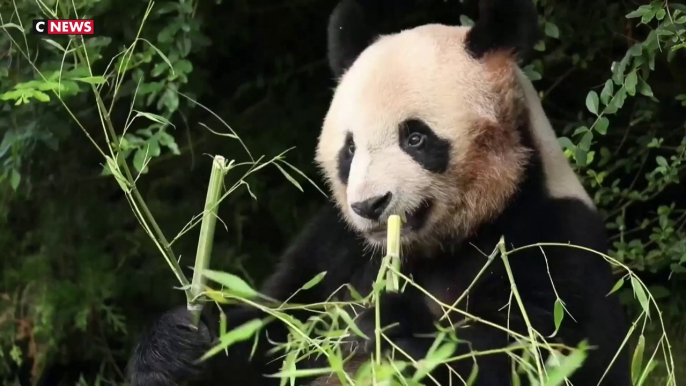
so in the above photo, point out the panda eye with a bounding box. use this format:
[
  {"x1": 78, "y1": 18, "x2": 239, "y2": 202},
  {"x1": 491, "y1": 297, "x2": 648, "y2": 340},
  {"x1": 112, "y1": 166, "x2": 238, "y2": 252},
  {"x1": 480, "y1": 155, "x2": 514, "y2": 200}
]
[
  {"x1": 407, "y1": 133, "x2": 425, "y2": 148},
  {"x1": 347, "y1": 141, "x2": 355, "y2": 156}
]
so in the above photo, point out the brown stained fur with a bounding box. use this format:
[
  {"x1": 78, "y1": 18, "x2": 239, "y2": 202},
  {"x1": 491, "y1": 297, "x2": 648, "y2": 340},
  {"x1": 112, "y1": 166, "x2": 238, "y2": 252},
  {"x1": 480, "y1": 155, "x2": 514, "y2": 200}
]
[{"x1": 438, "y1": 50, "x2": 531, "y2": 241}]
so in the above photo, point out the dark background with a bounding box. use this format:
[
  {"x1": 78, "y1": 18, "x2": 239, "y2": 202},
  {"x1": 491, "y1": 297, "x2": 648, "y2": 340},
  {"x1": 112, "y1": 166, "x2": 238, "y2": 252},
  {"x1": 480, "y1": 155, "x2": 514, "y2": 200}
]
[{"x1": 1, "y1": 0, "x2": 684, "y2": 385}]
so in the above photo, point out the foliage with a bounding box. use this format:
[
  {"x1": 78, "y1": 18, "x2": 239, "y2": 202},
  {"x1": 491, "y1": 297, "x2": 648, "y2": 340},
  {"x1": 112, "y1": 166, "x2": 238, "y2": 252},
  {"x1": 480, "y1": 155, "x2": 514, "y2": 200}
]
[{"x1": 0, "y1": 0, "x2": 684, "y2": 385}]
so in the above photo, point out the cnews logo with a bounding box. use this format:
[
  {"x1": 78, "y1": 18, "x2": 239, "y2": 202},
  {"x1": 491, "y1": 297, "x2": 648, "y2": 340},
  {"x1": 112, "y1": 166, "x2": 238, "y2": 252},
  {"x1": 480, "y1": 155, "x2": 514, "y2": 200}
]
[{"x1": 32, "y1": 19, "x2": 95, "y2": 35}]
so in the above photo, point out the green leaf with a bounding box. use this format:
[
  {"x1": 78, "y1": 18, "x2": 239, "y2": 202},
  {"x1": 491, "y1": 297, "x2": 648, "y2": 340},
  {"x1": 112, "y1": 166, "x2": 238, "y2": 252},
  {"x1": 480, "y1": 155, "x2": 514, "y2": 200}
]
[
  {"x1": 636, "y1": 358, "x2": 658, "y2": 386},
  {"x1": 459, "y1": 15, "x2": 474, "y2": 27},
  {"x1": 606, "y1": 278, "x2": 625, "y2": 296},
  {"x1": 0, "y1": 23, "x2": 24, "y2": 32},
  {"x1": 134, "y1": 110, "x2": 174, "y2": 128},
  {"x1": 550, "y1": 299, "x2": 564, "y2": 337},
  {"x1": 466, "y1": 362, "x2": 479, "y2": 386},
  {"x1": 612, "y1": 57, "x2": 628, "y2": 85},
  {"x1": 151, "y1": 62, "x2": 168, "y2": 77},
  {"x1": 42, "y1": 38, "x2": 68, "y2": 52},
  {"x1": 600, "y1": 80, "x2": 614, "y2": 105},
  {"x1": 104, "y1": 156, "x2": 130, "y2": 191},
  {"x1": 32, "y1": 90, "x2": 50, "y2": 102},
  {"x1": 625, "y1": 71, "x2": 638, "y2": 96},
  {"x1": 641, "y1": 9, "x2": 656, "y2": 24},
  {"x1": 202, "y1": 269, "x2": 259, "y2": 298},
  {"x1": 631, "y1": 335, "x2": 645, "y2": 384},
  {"x1": 148, "y1": 139, "x2": 161, "y2": 157},
  {"x1": 274, "y1": 163, "x2": 303, "y2": 192},
  {"x1": 575, "y1": 148, "x2": 588, "y2": 166},
  {"x1": 158, "y1": 131, "x2": 175, "y2": 146},
  {"x1": 139, "y1": 38, "x2": 175, "y2": 76},
  {"x1": 647, "y1": 286, "x2": 670, "y2": 299},
  {"x1": 595, "y1": 117, "x2": 609, "y2": 135},
  {"x1": 544, "y1": 22, "x2": 560, "y2": 39},
  {"x1": 412, "y1": 342, "x2": 457, "y2": 382},
  {"x1": 336, "y1": 308, "x2": 368, "y2": 339},
  {"x1": 579, "y1": 131, "x2": 593, "y2": 151},
  {"x1": 73, "y1": 76, "x2": 107, "y2": 85},
  {"x1": 10, "y1": 169, "x2": 20, "y2": 190},
  {"x1": 656, "y1": 156, "x2": 668, "y2": 167},
  {"x1": 558, "y1": 137, "x2": 575, "y2": 150},
  {"x1": 543, "y1": 342, "x2": 588, "y2": 386},
  {"x1": 628, "y1": 43, "x2": 643, "y2": 57},
  {"x1": 269, "y1": 367, "x2": 337, "y2": 379},
  {"x1": 133, "y1": 148, "x2": 148, "y2": 173},
  {"x1": 174, "y1": 59, "x2": 193, "y2": 74},
  {"x1": 301, "y1": 271, "x2": 327, "y2": 290},
  {"x1": 585, "y1": 91, "x2": 599, "y2": 115},
  {"x1": 656, "y1": 9, "x2": 666, "y2": 20},
  {"x1": 523, "y1": 65, "x2": 542, "y2": 81},
  {"x1": 200, "y1": 318, "x2": 266, "y2": 360},
  {"x1": 637, "y1": 77, "x2": 654, "y2": 98},
  {"x1": 573, "y1": 126, "x2": 589, "y2": 137},
  {"x1": 626, "y1": 6, "x2": 651, "y2": 19},
  {"x1": 630, "y1": 277, "x2": 650, "y2": 316}
]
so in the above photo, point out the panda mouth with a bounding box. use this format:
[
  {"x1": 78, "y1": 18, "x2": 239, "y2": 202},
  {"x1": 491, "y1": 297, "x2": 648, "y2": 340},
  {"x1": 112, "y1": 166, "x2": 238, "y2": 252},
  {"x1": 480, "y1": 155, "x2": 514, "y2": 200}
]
[{"x1": 367, "y1": 199, "x2": 434, "y2": 239}]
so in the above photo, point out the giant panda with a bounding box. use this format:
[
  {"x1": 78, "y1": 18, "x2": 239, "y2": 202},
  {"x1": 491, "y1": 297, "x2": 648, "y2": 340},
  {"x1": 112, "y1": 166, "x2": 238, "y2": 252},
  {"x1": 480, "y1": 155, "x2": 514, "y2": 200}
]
[{"x1": 127, "y1": 0, "x2": 631, "y2": 384}]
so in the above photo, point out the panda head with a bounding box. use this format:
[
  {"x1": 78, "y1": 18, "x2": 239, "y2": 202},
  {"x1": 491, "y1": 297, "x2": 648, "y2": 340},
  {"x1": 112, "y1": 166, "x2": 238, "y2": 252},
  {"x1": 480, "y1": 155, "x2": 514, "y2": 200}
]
[{"x1": 316, "y1": 0, "x2": 544, "y2": 247}]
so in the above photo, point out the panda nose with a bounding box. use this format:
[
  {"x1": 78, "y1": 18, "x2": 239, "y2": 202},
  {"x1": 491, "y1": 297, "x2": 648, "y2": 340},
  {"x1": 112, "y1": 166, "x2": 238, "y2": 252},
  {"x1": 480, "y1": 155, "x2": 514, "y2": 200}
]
[{"x1": 351, "y1": 192, "x2": 392, "y2": 220}]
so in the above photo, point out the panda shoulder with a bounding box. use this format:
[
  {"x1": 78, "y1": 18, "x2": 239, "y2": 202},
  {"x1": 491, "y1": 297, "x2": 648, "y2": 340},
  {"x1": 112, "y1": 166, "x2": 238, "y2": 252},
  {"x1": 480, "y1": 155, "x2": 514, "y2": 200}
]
[{"x1": 515, "y1": 69, "x2": 596, "y2": 210}]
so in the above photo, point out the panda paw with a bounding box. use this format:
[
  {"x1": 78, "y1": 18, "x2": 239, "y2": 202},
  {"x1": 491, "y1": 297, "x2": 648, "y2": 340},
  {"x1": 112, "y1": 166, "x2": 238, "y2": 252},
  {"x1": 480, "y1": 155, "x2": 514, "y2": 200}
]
[
  {"x1": 127, "y1": 306, "x2": 214, "y2": 386},
  {"x1": 353, "y1": 291, "x2": 436, "y2": 359}
]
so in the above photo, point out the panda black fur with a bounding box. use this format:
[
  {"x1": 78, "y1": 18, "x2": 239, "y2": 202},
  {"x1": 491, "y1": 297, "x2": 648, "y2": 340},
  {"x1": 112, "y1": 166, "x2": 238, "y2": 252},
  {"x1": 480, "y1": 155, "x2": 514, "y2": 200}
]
[{"x1": 127, "y1": 0, "x2": 631, "y2": 385}]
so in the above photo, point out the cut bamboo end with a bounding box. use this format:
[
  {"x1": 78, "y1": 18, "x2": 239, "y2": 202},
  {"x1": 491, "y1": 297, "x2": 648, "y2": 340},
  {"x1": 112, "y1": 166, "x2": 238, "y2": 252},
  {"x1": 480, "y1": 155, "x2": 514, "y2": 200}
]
[{"x1": 386, "y1": 215, "x2": 401, "y2": 257}]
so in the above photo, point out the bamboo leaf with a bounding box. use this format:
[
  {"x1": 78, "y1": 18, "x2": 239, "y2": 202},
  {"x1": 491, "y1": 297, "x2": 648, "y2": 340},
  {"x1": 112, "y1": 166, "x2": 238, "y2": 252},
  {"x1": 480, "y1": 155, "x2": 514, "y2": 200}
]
[
  {"x1": 631, "y1": 335, "x2": 645, "y2": 385},
  {"x1": 606, "y1": 278, "x2": 625, "y2": 296},
  {"x1": 274, "y1": 163, "x2": 303, "y2": 192},
  {"x1": 138, "y1": 38, "x2": 175, "y2": 75},
  {"x1": 202, "y1": 269, "x2": 259, "y2": 299},
  {"x1": 544, "y1": 343, "x2": 588, "y2": 386},
  {"x1": 200, "y1": 318, "x2": 266, "y2": 360},
  {"x1": 73, "y1": 76, "x2": 107, "y2": 85},
  {"x1": 550, "y1": 299, "x2": 564, "y2": 337},
  {"x1": 337, "y1": 308, "x2": 368, "y2": 339},
  {"x1": 301, "y1": 271, "x2": 327, "y2": 290},
  {"x1": 134, "y1": 110, "x2": 175, "y2": 128},
  {"x1": 43, "y1": 38, "x2": 67, "y2": 52},
  {"x1": 630, "y1": 277, "x2": 650, "y2": 316}
]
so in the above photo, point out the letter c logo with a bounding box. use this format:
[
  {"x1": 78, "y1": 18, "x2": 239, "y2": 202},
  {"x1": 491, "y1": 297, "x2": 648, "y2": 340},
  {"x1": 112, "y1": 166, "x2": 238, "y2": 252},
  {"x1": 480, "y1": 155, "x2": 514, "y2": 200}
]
[{"x1": 33, "y1": 20, "x2": 46, "y2": 34}]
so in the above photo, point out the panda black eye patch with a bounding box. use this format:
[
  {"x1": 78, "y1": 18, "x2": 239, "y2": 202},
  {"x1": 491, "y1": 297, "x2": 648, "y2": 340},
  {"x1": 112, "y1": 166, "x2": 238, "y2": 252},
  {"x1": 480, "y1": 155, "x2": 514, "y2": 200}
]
[
  {"x1": 337, "y1": 132, "x2": 355, "y2": 184},
  {"x1": 398, "y1": 119, "x2": 451, "y2": 173}
]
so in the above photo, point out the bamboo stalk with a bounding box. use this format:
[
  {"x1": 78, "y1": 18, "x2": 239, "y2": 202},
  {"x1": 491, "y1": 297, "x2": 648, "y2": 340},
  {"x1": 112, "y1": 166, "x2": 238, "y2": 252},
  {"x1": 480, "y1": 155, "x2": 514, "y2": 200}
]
[
  {"x1": 385, "y1": 215, "x2": 402, "y2": 292},
  {"x1": 189, "y1": 155, "x2": 228, "y2": 325}
]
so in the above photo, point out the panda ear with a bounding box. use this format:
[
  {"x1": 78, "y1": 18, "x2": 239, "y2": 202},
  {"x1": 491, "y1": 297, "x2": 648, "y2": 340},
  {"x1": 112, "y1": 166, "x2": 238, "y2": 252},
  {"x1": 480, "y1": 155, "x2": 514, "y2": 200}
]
[
  {"x1": 465, "y1": 0, "x2": 541, "y2": 63},
  {"x1": 327, "y1": 0, "x2": 379, "y2": 79}
]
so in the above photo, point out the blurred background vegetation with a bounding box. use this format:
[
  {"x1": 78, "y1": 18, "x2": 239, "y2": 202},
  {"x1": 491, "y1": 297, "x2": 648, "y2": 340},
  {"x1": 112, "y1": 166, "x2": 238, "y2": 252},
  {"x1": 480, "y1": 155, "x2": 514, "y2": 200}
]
[{"x1": 0, "y1": 0, "x2": 684, "y2": 385}]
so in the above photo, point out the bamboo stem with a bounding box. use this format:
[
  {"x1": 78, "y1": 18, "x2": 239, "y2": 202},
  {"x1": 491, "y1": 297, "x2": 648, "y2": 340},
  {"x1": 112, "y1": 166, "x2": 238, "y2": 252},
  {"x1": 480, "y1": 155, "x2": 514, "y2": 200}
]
[
  {"x1": 71, "y1": 40, "x2": 193, "y2": 299},
  {"x1": 385, "y1": 215, "x2": 402, "y2": 292},
  {"x1": 189, "y1": 155, "x2": 228, "y2": 325},
  {"x1": 498, "y1": 236, "x2": 545, "y2": 383}
]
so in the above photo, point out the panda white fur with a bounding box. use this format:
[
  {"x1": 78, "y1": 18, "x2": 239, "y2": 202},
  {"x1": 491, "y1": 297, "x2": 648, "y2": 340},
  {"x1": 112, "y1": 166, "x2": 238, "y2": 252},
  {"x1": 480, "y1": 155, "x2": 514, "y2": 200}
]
[{"x1": 127, "y1": 0, "x2": 631, "y2": 385}]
